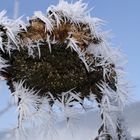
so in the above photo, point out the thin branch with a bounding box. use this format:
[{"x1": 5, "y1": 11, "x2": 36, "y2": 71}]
[{"x1": 14, "y1": 0, "x2": 19, "y2": 19}]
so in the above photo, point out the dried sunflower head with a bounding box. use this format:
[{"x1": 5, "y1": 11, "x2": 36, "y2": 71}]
[{"x1": 0, "y1": 2, "x2": 115, "y2": 104}]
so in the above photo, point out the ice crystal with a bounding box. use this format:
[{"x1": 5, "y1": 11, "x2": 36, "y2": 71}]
[
  {"x1": 0, "y1": 10, "x2": 26, "y2": 52},
  {"x1": 24, "y1": 39, "x2": 44, "y2": 58},
  {"x1": 0, "y1": 56, "x2": 9, "y2": 72},
  {"x1": 0, "y1": 35, "x2": 4, "y2": 52},
  {"x1": 34, "y1": 11, "x2": 54, "y2": 32},
  {"x1": 12, "y1": 80, "x2": 41, "y2": 125},
  {"x1": 67, "y1": 37, "x2": 90, "y2": 71},
  {"x1": 48, "y1": 0, "x2": 88, "y2": 24}
]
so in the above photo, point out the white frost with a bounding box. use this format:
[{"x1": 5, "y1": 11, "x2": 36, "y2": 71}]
[{"x1": 34, "y1": 11, "x2": 54, "y2": 32}]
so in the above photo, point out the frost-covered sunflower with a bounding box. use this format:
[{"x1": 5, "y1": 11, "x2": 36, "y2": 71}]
[{"x1": 0, "y1": 1, "x2": 131, "y2": 139}]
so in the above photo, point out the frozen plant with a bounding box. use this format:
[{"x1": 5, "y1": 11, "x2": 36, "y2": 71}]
[{"x1": 0, "y1": 1, "x2": 132, "y2": 140}]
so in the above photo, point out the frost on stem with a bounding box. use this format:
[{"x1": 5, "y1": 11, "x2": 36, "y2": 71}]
[
  {"x1": 12, "y1": 80, "x2": 40, "y2": 125},
  {"x1": 0, "y1": 0, "x2": 132, "y2": 139},
  {"x1": 12, "y1": 80, "x2": 55, "y2": 130}
]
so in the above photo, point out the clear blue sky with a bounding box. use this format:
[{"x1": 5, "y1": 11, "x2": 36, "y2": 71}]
[{"x1": 0, "y1": 0, "x2": 140, "y2": 129}]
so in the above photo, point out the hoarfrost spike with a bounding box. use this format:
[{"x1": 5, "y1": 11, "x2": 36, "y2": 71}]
[{"x1": 34, "y1": 11, "x2": 54, "y2": 32}]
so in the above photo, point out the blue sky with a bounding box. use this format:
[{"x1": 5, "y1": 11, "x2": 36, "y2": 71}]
[{"x1": 0, "y1": 0, "x2": 140, "y2": 129}]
